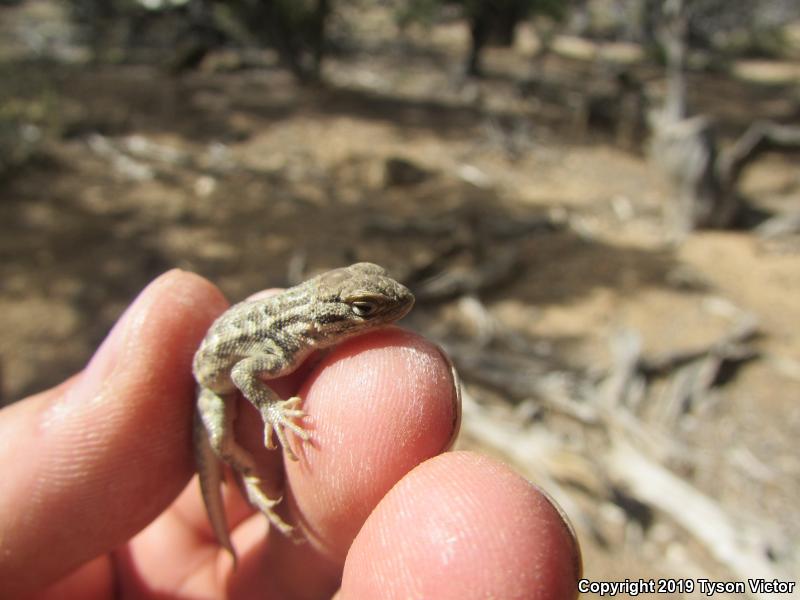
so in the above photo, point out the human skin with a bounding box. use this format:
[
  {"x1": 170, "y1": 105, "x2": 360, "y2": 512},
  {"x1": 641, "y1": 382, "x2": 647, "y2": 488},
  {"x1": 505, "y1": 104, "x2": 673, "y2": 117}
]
[{"x1": 0, "y1": 270, "x2": 580, "y2": 599}]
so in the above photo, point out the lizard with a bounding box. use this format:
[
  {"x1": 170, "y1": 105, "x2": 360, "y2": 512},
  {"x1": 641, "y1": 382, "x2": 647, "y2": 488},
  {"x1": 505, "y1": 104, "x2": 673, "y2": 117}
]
[{"x1": 192, "y1": 262, "x2": 415, "y2": 564}]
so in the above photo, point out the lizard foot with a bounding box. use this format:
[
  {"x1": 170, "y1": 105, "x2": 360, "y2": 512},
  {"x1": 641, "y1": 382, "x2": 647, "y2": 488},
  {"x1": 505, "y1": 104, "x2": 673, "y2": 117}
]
[
  {"x1": 262, "y1": 396, "x2": 310, "y2": 460},
  {"x1": 243, "y1": 475, "x2": 295, "y2": 537}
]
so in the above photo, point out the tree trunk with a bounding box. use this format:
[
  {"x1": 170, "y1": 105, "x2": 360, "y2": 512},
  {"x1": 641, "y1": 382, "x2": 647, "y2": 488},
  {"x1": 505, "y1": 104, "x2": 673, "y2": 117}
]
[
  {"x1": 649, "y1": 0, "x2": 736, "y2": 234},
  {"x1": 466, "y1": 3, "x2": 494, "y2": 77},
  {"x1": 309, "y1": 0, "x2": 330, "y2": 80},
  {"x1": 493, "y1": 0, "x2": 525, "y2": 47}
]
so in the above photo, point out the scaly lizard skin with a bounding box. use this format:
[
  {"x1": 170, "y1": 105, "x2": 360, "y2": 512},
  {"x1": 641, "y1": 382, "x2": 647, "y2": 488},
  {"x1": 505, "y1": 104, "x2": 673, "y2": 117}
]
[{"x1": 192, "y1": 262, "x2": 415, "y2": 562}]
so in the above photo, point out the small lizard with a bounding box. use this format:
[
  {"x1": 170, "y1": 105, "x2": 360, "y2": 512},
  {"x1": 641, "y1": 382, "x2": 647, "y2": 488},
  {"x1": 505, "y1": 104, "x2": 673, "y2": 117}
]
[{"x1": 192, "y1": 262, "x2": 415, "y2": 563}]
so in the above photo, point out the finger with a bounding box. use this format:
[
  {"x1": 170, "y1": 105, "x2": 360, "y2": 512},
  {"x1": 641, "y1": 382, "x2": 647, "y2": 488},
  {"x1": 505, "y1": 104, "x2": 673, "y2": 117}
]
[
  {"x1": 0, "y1": 270, "x2": 225, "y2": 597},
  {"x1": 222, "y1": 328, "x2": 459, "y2": 597},
  {"x1": 32, "y1": 556, "x2": 112, "y2": 600},
  {"x1": 341, "y1": 451, "x2": 581, "y2": 600},
  {"x1": 289, "y1": 329, "x2": 459, "y2": 554}
]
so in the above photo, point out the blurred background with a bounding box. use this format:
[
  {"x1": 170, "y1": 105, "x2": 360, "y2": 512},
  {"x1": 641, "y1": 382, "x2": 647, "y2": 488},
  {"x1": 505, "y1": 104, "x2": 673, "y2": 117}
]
[{"x1": 1, "y1": 0, "x2": 799, "y2": 595}]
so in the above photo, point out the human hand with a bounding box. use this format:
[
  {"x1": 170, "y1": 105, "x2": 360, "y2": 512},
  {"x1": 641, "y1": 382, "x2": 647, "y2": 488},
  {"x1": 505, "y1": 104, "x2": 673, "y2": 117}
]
[{"x1": 0, "y1": 270, "x2": 580, "y2": 599}]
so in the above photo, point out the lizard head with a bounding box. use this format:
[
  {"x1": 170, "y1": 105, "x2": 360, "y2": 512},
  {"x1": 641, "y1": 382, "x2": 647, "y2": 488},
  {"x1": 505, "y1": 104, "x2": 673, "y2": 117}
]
[{"x1": 308, "y1": 262, "x2": 415, "y2": 344}]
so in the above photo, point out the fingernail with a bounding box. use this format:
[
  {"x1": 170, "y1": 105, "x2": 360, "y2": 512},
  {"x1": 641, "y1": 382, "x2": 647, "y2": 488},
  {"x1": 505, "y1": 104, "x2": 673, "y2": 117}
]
[
  {"x1": 433, "y1": 343, "x2": 462, "y2": 451},
  {"x1": 530, "y1": 481, "x2": 584, "y2": 583}
]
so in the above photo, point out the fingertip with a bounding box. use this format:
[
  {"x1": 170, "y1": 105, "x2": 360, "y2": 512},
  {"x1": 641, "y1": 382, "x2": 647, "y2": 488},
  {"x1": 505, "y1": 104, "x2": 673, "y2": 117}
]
[
  {"x1": 341, "y1": 451, "x2": 580, "y2": 600},
  {"x1": 286, "y1": 328, "x2": 460, "y2": 560}
]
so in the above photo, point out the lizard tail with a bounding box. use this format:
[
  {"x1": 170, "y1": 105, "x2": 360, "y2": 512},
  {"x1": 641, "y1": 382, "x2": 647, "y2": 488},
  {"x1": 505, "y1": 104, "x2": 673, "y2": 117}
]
[{"x1": 193, "y1": 408, "x2": 239, "y2": 568}]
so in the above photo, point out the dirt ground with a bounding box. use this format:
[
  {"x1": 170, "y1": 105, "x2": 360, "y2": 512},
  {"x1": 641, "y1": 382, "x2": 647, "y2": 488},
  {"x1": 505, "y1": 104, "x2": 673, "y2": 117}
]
[{"x1": 1, "y1": 2, "x2": 799, "y2": 597}]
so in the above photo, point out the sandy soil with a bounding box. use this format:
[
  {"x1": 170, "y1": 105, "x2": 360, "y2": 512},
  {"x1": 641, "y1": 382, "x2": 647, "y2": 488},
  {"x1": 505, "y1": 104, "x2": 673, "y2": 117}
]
[{"x1": 1, "y1": 4, "x2": 799, "y2": 595}]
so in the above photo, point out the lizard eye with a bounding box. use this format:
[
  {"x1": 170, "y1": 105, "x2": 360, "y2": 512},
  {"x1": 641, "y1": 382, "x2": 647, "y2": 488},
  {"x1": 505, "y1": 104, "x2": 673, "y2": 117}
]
[{"x1": 351, "y1": 301, "x2": 378, "y2": 317}]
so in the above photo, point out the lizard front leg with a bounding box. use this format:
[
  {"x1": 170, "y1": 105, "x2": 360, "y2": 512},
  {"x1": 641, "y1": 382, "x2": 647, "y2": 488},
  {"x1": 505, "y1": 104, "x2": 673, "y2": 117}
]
[{"x1": 230, "y1": 355, "x2": 311, "y2": 461}]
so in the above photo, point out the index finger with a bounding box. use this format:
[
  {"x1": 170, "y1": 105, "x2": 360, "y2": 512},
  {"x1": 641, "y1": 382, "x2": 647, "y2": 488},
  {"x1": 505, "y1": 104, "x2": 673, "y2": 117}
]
[
  {"x1": 222, "y1": 329, "x2": 460, "y2": 597},
  {"x1": 288, "y1": 328, "x2": 460, "y2": 556}
]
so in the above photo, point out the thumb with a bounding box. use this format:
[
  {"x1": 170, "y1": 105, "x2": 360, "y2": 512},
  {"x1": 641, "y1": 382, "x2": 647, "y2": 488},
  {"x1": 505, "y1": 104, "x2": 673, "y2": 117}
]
[{"x1": 0, "y1": 270, "x2": 226, "y2": 597}]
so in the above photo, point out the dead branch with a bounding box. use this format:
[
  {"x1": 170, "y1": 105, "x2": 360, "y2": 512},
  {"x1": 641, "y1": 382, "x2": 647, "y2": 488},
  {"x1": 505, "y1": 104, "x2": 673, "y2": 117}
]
[
  {"x1": 652, "y1": 116, "x2": 800, "y2": 235},
  {"x1": 756, "y1": 210, "x2": 800, "y2": 239},
  {"x1": 413, "y1": 247, "x2": 521, "y2": 302},
  {"x1": 719, "y1": 121, "x2": 800, "y2": 188},
  {"x1": 649, "y1": 0, "x2": 800, "y2": 234},
  {"x1": 649, "y1": 114, "x2": 734, "y2": 232},
  {"x1": 639, "y1": 315, "x2": 760, "y2": 377},
  {"x1": 445, "y1": 342, "x2": 555, "y2": 401},
  {"x1": 606, "y1": 439, "x2": 790, "y2": 593},
  {"x1": 600, "y1": 329, "x2": 644, "y2": 411},
  {"x1": 448, "y1": 305, "x2": 795, "y2": 585}
]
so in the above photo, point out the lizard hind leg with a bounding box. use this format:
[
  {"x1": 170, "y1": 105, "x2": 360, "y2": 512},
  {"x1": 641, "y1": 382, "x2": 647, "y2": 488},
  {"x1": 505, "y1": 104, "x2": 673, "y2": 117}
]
[
  {"x1": 198, "y1": 387, "x2": 297, "y2": 542},
  {"x1": 242, "y1": 475, "x2": 295, "y2": 537},
  {"x1": 197, "y1": 387, "x2": 259, "y2": 476}
]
